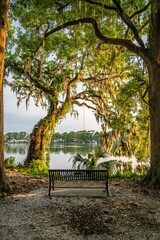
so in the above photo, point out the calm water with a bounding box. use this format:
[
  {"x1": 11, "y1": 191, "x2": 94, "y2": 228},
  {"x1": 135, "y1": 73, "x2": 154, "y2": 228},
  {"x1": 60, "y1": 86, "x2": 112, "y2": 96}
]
[{"x1": 4, "y1": 143, "x2": 99, "y2": 169}]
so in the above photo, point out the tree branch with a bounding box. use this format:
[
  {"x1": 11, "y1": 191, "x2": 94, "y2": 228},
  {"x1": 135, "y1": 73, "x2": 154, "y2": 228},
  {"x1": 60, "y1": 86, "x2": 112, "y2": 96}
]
[
  {"x1": 140, "y1": 87, "x2": 149, "y2": 105},
  {"x1": 42, "y1": 17, "x2": 144, "y2": 58},
  {"x1": 83, "y1": 0, "x2": 117, "y2": 11},
  {"x1": 130, "y1": 0, "x2": 153, "y2": 19},
  {"x1": 74, "y1": 101, "x2": 97, "y2": 112},
  {"x1": 112, "y1": 0, "x2": 145, "y2": 49},
  {"x1": 83, "y1": 0, "x2": 150, "y2": 49}
]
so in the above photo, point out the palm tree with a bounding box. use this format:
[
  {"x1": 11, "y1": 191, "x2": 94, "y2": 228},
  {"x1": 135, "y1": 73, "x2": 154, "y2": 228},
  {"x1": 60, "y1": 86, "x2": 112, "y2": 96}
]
[{"x1": 69, "y1": 146, "x2": 107, "y2": 170}]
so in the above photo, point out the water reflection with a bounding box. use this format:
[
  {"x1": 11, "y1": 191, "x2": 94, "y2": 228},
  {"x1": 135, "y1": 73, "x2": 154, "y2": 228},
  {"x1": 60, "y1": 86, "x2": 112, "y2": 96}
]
[
  {"x1": 50, "y1": 143, "x2": 95, "y2": 154},
  {"x1": 4, "y1": 143, "x2": 99, "y2": 168},
  {"x1": 5, "y1": 143, "x2": 29, "y2": 154}
]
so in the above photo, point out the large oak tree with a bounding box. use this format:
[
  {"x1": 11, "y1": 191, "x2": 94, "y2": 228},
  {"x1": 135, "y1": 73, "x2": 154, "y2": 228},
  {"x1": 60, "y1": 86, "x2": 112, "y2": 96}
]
[
  {"x1": 80, "y1": 0, "x2": 160, "y2": 186},
  {"x1": 7, "y1": 3, "x2": 98, "y2": 167},
  {"x1": 49, "y1": 0, "x2": 159, "y2": 186},
  {"x1": 8, "y1": 1, "x2": 110, "y2": 167}
]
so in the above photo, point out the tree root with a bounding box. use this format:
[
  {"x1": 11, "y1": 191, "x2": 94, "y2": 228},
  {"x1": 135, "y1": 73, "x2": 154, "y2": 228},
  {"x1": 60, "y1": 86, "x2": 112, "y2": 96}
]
[{"x1": 141, "y1": 169, "x2": 160, "y2": 188}]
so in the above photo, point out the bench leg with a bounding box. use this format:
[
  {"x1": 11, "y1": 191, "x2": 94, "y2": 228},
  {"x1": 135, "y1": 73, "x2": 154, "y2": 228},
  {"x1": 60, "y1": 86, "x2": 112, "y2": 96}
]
[
  {"x1": 49, "y1": 178, "x2": 54, "y2": 196},
  {"x1": 105, "y1": 173, "x2": 109, "y2": 196},
  {"x1": 105, "y1": 180, "x2": 109, "y2": 196},
  {"x1": 49, "y1": 178, "x2": 51, "y2": 196}
]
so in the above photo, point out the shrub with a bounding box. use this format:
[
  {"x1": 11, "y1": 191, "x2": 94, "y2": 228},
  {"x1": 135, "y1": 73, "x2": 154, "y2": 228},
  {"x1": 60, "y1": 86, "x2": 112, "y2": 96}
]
[
  {"x1": 27, "y1": 159, "x2": 48, "y2": 176},
  {"x1": 4, "y1": 156, "x2": 16, "y2": 169}
]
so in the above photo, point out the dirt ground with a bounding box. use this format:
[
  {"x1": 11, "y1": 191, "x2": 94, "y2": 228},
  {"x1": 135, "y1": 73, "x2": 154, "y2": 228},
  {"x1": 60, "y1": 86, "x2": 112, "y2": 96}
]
[{"x1": 0, "y1": 170, "x2": 160, "y2": 240}]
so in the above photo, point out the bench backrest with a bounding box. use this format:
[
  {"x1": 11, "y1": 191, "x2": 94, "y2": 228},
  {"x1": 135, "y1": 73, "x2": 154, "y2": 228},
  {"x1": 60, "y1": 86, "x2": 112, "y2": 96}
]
[{"x1": 49, "y1": 169, "x2": 108, "y2": 181}]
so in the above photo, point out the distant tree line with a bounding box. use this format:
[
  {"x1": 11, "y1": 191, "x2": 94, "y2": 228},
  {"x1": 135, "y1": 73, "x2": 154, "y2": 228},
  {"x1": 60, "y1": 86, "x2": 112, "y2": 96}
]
[
  {"x1": 52, "y1": 130, "x2": 101, "y2": 144},
  {"x1": 4, "y1": 132, "x2": 29, "y2": 142},
  {"x1": 4, "y1": 130, "x2": 101, "y2": 144}
]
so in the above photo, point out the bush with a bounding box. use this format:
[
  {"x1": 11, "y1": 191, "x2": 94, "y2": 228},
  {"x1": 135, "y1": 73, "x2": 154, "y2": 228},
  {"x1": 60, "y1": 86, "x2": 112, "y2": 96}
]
[
  {"x1": 27, "y1": 159, "x2": 48, "y2": 176},
  {"x1": 4, "y1": 156, "x2": 16, "y2": 169}
]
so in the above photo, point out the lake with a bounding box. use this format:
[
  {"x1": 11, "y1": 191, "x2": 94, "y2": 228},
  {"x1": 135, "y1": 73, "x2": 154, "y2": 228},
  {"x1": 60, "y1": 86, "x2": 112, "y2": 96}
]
[{"x1": 4, "y1": 143, "x2": 99, "y2": 169}]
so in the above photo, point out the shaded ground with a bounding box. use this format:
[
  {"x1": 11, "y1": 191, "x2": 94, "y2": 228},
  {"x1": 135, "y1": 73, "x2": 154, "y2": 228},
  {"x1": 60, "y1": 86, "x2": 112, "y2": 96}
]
[{"x1": 0, "y1": 170, "x2": 160, "y2": 240}]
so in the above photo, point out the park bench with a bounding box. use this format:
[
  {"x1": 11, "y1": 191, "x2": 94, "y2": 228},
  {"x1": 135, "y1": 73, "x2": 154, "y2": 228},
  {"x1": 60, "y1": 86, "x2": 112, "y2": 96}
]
[{"x1": 48, "y1": 169, "x2": 109, "y2": 196}]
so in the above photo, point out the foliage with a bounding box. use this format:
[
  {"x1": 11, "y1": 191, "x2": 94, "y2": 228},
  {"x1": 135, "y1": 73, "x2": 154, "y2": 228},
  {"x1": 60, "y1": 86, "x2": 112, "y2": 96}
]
[
  {"x1": 52, "y1": 130, "x2": 101, "y2": 144},
  {"x1": 106, "y1": 160, "x2": 150, "y2": 179},
  {"x1": 26, "y1": 159, "x2": 48, "y2": 176},
  {"x1": 112, "y1": 171, "x2": 141, "y2": 179},
  {"x1": 4, "y1": 132, "x2": 29, "y2": 142},
  {"x1": 4, "y1": 156, "x2": 16, "y2": 169},
  {"x1": 69, "y1": 146, "x2": 107, "y2": 170},
  {"x1": 98, "y1": 160, "x2": 116, "y2": 177}
]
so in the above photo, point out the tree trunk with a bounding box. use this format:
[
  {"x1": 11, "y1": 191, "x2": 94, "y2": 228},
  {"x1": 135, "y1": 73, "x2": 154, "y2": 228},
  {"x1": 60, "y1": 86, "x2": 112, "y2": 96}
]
[
  {"x1": 0, "y1": 166, "x2": 10, "y2": 195},
  {"x1": 142, "y1": 2, "x2": 160, "y2": 186},
  {"x1": 24, "y1": 114, "x2": 56, "y2": 167},
  {"x1": 0, "y1": 0, "x2": 10, "y2": 195},
  {"x1": 142, "y1": 63, "x2": 160, "y2": 186},
  {"x1": 24, "y1": 97, "x2": 72, "y2": 168}
]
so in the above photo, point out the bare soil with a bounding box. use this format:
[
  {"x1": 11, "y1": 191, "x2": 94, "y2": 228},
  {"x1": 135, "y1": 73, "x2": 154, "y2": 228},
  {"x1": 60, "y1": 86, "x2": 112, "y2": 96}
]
[{"x1": 0, "y1": 170, "x2": 160, "y2": 240}]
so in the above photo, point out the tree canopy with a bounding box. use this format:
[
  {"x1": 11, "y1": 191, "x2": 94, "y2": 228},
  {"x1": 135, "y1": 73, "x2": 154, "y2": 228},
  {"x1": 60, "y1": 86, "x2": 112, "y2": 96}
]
[{"x1": 3, "y1": 0, "x2": 160, "y2": 186}]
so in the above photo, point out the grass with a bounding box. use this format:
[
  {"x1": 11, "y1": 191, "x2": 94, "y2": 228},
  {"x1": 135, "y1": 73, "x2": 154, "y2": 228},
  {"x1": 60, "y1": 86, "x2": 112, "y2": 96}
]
[{"x1": 4, "y1": 156, "x2": 148, "y2": 180}]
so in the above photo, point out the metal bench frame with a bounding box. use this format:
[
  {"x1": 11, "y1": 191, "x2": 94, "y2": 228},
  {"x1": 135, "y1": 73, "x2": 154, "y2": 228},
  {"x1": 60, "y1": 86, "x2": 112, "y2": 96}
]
[{"x1": 49, "y1": 169, "x2": 109, "y2": 196}]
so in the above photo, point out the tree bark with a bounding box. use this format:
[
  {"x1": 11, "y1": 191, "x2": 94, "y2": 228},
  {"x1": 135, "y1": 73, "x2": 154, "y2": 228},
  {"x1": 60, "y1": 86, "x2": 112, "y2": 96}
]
[
  {"x1": 142, "y1": 63, "x2": 160, "y2": 186},
  {"x1": 24, "y1": 113, "x2": 56, "y2": 167},
  {"x1": 142, "y1": 1, "x2": 160, "y2": 186},
  {"x1": 0, "y1": 0, "x2": 10, "y2": 195},
  {"x1": 24, "y1": 93, "x2": 72, "y2": 168}
]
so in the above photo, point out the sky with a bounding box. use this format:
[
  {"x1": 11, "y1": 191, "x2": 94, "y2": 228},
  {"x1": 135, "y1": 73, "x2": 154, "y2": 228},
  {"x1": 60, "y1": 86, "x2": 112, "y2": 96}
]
[{"x1": 4, "y1": 86, "x2": 102, "y2": 134}]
